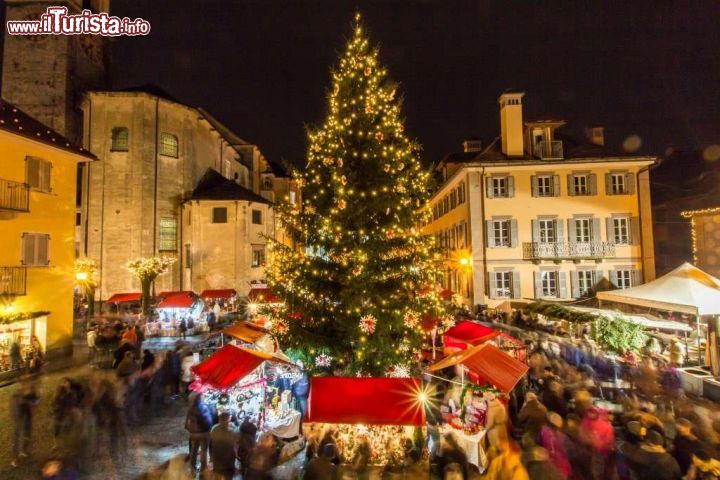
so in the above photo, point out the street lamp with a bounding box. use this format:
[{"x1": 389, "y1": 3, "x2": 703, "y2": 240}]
[{"x1": 75, "y1": 271, "x2": 89, "y2": 282}]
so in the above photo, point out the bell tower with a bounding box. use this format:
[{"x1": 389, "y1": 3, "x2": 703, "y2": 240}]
[{"x1": 1, "y1": 0, "x2": 110, "y2": 143}]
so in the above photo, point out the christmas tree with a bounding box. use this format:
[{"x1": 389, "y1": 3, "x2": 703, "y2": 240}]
[{"x1": 266, "y1": 14, "x2": 445, "y2": 376}]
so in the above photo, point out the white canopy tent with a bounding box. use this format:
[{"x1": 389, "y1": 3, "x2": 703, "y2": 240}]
[{"x1": 596, "y1": 263, "x2": 720, "y2": 316}]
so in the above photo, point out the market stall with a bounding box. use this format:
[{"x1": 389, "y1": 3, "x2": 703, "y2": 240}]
[
  {"x1": 152, "y1": 291, "x2": 205, "y2": 336},
  {"x1": 306, "y1": 376, "x2": 427, "y2": 469},
  {"x1": 443, "y1": 321, "x2": 500, "y2": 353},
  {"x1": 427, "y1": 343, "x2": 529, "y2": 470},
  {"x1": 201, "y1": 289, "x2": 238, "y2": 322},
  {"x1": 105, "y1": 292, "x2": 142, "y2": 314},
  {"x1": 191, "y1": 344, "x2": 301, "y2": 438},
  {"x1": 222, "y1": 321, "x2": 274, "y2": 352},
  {"x1": 0, "y1": 312, "x2": 47, "y2": 375}
]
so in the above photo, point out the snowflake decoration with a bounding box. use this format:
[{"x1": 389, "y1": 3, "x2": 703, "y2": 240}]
[
  {"x1": 359, "y1": 314, "x2": 377, "y2": 335},
  {"x1": 387, "y1": 364, "x2": 411, "y2": 378},
  {"x1": 315, "y1": 354, "x2": 332, "y2": 368},
  {"x1": 338, "y1": 199, "x2": 347, "y2": 210},
  {"x1": 441, "y1": 314, "x2": 455, "y2": 330},
  {"x1": 404, "y1": 311, "x2": 419, "y2": 329},
  {"x1": 323, "y1": 156, "x2": 334, "y2": 166},
  {"x1": 269, "y1": 316, "x2": 289, "y2": 336},
  {"x1": 337, "y1": 158, "x2": 343, "y2": 167}
]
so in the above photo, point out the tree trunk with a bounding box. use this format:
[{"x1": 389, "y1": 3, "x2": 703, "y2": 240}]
[{"x1": 141, "y1": 278, "x2": 152, "y2": 316}]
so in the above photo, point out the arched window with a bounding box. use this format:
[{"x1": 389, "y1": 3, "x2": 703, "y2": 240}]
[
  {"x1": 111, "y1": 127, "x2": 129, "y2": 151},
  {"x1": 159, "y1": 132, "x2": 178, "y2": 157}
]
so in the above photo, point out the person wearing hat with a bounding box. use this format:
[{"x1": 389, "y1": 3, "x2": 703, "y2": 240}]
[
  {"x1": 626, "y1": 430, "x2": 682, "y2": 480},
  {"x1": 617, "y1": 421, "x2": 646, "y2": 480},
  {"x1": 540, "y1": 412, "x2": 571, "y2": 478},
  {"x1": 518, "y1": 392, "x2": 548, "y2": 440}
]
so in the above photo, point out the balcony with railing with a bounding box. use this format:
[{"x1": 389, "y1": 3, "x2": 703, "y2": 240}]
[
  {"x1": 533, "y1": 140, "x2": 563, "y2": 160},
  {"x1": 0, "y1": 179, "x2": 30, "y2": 212},
  {"x1": 523, "y1": 242, "x2": 615, "y2": 261},
  {"x1": 0, "y1": 267, "x2": 27, "y2": 295}
]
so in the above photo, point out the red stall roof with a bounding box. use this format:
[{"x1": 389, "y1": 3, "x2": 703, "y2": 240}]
[
  {"x1": 157, "y1": 291, "x2": 198, "y2": 309},
  {"x1": 428, "y1": 343, "x2": 529, "y2": 393},
  {"x1": 191, "y1": 344, "x2": 293, "y2": 389},
  {"x1": 201, "y1": 289, "x2": 237, "y2": 299},
  {"x1": 223, "y1": 322, "x2": 269, "y2": 343},
  {"x1": 444, "y1": 321, "x2": 500, "y2": 350},
  {"x1": 306, "y1": 377, "x2": 426, "y2": 426},
  {"x1": 248, "y1": 287, "x2": 280, "y2": 303},
  {"x1": 106, "y1": 292, "x2": 142, "y2": 304}
]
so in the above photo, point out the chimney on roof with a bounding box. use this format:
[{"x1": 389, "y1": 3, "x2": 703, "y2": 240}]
[
  {"x1": 585, "y1": 126, "x2": 605, "y2": 146},
  {"x1": 462, "y1": 139, "x2": 482, "y2": 153},
  {"x1": 498, "y1": 91, "x2": 525, "y2": 157}
]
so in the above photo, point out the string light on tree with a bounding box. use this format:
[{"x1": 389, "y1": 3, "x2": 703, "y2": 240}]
[{"x1": 264, "y1": 12, "x2": 445, "y2": 376}]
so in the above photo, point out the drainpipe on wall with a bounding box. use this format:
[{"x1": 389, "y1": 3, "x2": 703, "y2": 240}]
[
  {"x1": 636, "y1": 163, "x2": 654, "y2": 282},
  {"x1": 479, "y1": 167, "x2": 488, "y2": 305},
  {"x1": 153, "y1": 98, "x2": 159, "y2": 255}
]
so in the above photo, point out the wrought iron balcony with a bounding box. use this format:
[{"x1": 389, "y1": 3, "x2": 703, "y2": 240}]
[
  {"x1": 523, "y1": 241, "x2": 615, "y2": 261},
  {"x1": 0, "y1": 179, "x2": 30, "y2": 212},
  {"x1": 533, "y1": 140, "x2": 564, "y2": 160},
  {"x1": 0, "y1": 267, "x2": 27, "y2": 295}
]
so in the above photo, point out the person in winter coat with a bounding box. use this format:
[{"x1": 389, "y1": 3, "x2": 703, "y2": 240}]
[
  {"x1": 686, "y1": 449, "x2": 720, "y2": 480},
  {"x1": 185, "y1": 392, "x2": 213, "y2": 472},
  {"x1": 291, "y1": 369, "x2": 310, "y2": 423},
  {"x1": 523, "y1": 446, "x2": 565, "y2": 480},
  {"x1": 11, "y1": 381, "x2": 40, "y2": 467},
  {"x1": 484, "y1": 436, "x2": 529, "y2": 480},
  {"x1": 518, "y1": 392, "x2": 548, "y2": 440},
  {"x1": 485, "y1": 392, "x2": 509, "y2": 449},
  {"x1": 304, "y1": 443, "x2": 339, "y2": 480},
  {"x1": 674, "y1": 418, "x2": 705, "y2": 474},
  {"x1": 626, "y1": 430, "x2": 682, "y2": 480},
  {"x1": 210, "y1": 411, "x2": 240, "y2": 479},
  {"x1": 178, "y1": 318, "x2": 188, "y2": 339},
  {"x1": 540, "y1": 413, "x2": 572, "y2": 479},
  {"x1": 238, "y1": 416, "x2": 258, "y2": 476},
  {"x1": 579, "y1": 407, "x2": 615, "y2": 480}
]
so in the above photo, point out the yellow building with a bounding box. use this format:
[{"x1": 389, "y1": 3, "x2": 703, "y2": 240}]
[
  {"x1": 423, "y1": 92, "x2": 657, "y2": 308},
  {"x1": 0, "y1": 100, "x2": 95, "y2": 364},
  {"x1": 681, "y1": 207, "x2": 720, "y2": 279}
]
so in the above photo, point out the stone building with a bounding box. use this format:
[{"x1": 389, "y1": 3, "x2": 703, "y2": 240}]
[
  {"x1": 181, "y1": 169, "x2": 274, "y2": 293},
  {"x1": 79, "y1": 87, "x2": 287, "y2": 301},
  {"x1": 423, "y1": 91, "x2": 657, "y2": 307}
]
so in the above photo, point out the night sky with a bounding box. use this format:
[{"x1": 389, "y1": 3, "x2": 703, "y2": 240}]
[{"x1": 110, "y1": 0, "x2": 720, "y2": 170}]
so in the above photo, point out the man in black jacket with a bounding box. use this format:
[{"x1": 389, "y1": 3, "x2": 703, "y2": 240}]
[
  {"x1": 627, "y1": 430, "x2": 682, "y2": 480},
  {"x1": 185, "y1": 392, "x2": 213, "y2": 472}
]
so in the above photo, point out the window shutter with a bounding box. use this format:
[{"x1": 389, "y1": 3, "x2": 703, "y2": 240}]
[
  {"x1": 38, "y1": 235, "x2": 49, "y2": 265},
  {"x1": 606, "y1": 218, "x2": 615, "y2": 244},
  {"x1": 591, "y1": 218, "x2": 601, "y2": 242},
  {"x1": 593, "y1": 270, "x2": 603, "y2": 289},
  {"x1": 626, "y1": 173, "x2": 636, "y2": 195},
  {"x1": 571, "y1": 271, "x2": 580, "y2": 298},
  {"x1": 630, "y1": 216, "x2": 641, "y2": 245},
  {"x1": 486, "y1": 177, "x2": 494, "y2": 198},
  {"x1": 605, "y1": 173, "x2": 612, "y2": 195},
  {"x1": 512, "y1": 271, "x2": 521, "y2": 299},
  {"x1": 567, "y1": 174, "x2": 576, "y2": 196},
  {"x1": 43, "y1": 161, "x2": 52, "y2": 192},
  {"x1": 534, "y1": 271, "x2": 543, "y2": 298},
  {"x1": 510, "y1": 219, "x2": 519, "y2": 247},
  {"x1": 555, "y1": 219, "x2": 564, "y2": 243},
  {"x1": 552, "y1": 175, "x2": 561, "y2": 197},
  {"x1": 589, "y1": 173, "x2": 597, "y2": 195},
  {"x1": 22, "y1": 234, "x2": 35, "y2": 265},
  {"x1": 567, "y1": 219, "x2": 574, "y2": 243},
  {"x1": 531, "y1": 220, "x2": 540, "y2": 242},
  {"x1": 26, "y1": 157, "x2": 40, "y2": 189},
  {"x1": 531, "y1": 175, "x2": 539, "y2": 197},
  {"x1": 632, "y1": 269, "x2": 643, "y2": 286},
  {"x1": 558, "y1": 272, "x2": 568, "y2": 298},
  {"x1": 507, "y1": 176, "x2": 515, "y2": 197},
  {"x1": 609, "y1": 270, "x2": 618, "y2": 288},
  {"x1": 486, "y1": 220, "x2": 495, "y2": 248},
  {"x1": 488, "y1": 273, "x2": 497, "y2": 299}
]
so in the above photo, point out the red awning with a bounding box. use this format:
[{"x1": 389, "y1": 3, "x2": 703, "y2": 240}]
[
  {"x1": 444, "y1": 321, "x2": 500, "y2": 350},
  {"x1": 157, "y1": 291, "x2": 198, "y2": 309},
  {"x1": 106, "y1": 292, "x2": 142, "y2": 304},
  {"x1": 201, "y1": 289, "x2": 237, "y2": 299},
  {"x1": 191, "y1": 344, "x2": 294, "y2": 390},
  {"x1": 248, "y1": 288, "x2": 280, "y2": 303},
  {"x1": 439, "y1": 289, "x2": 455, "y2": 299},
  {"x1": 428, "y1": 343, "x2": 529, "y2": 393},
  {"x1": 306, "y1": 377, "x2": 426, "y2": 426}
]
